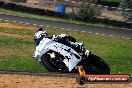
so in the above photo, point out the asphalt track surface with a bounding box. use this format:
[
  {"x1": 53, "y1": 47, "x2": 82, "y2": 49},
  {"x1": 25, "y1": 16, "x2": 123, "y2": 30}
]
[{"x1": 0, "y1": 14, "x2": 132, "y2": 38}]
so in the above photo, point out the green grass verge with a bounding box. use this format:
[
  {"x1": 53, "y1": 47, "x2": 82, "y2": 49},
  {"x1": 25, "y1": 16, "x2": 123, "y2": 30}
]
[
  {"x1": 0, "y1": 8, "x2": 131, "y2": 30},
  {"x1": 101, "y1": 0, "x2": 122, "y2": 3},
  {"x1": 0, "y1": 56, "x2": 47, "y2": 72},
  {"x1": 0, "y1": 22, "x2": 132, "y2": 74},
  {"x1": 0, "y1": 36, "x2": 47, "y2": 72}
]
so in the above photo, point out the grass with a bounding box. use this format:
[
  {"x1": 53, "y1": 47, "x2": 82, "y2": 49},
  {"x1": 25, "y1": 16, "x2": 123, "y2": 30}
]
[
  {"x1": 0, "y1": 34, "x2": 47, "y2": 72},
  {"x1": 0, "y1": 8, "x2": 131, "y2": 30},
  {"x1": 0, "y1": 22, "x2": 132, "y2": 74},
  {"x1": 0, "y1": 56, "x2": 46, "y2": 72},
  {"x1": 101, "y1": 0, "x2": 122, "y2": 3}
]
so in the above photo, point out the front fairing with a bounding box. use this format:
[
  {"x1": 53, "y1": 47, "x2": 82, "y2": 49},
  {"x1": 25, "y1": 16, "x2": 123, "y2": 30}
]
[
  {"x1": 34, "y1": 38, "x2": 52, "y2": 59},
  {"x1": 34, "y1": 38, "x2": 82, "y2": 71}
]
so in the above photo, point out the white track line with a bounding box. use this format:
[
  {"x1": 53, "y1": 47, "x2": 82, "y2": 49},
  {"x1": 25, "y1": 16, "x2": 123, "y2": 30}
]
[
  {"x1": 95, "y1": 33, "x2": 99, "y2": 35},
  {"x1": 109, "y1": 35, "x2": 113, "y2": 37},
  {"x1": 0, "y1": 19, "x2": 131, "y2": 40},
  {"x1": 126, "y1": 38, "x2": 130, "y2": 40},
  {"x1": 5, "y1": 20, "x2": 9, "y2": 21},
  {"x1": 26, "y1": 23, "x2": 30, "y2": 25},
  {"x1": 73, "y1": 30, "x2": 77, "y2": 31},
  {"x1": 88, "y1": 32, "x2": 92, "y2": 34},
  {"x1": 121, "y1": 37, "x2": 130, "y2": 40},
  {"x1": 12, "y1": 21, "x2": 17, "y2": 23},
  {"x1": 101, "y1": 34, "x2": 105, "y2": 36},
  {"x1": 39, "y1": 25, "x2": 44, "y2": 27},
  {"x1": 33, "y1": 24, "x2": 37, "y2": 26},
  {"x1": 60, "y1": 28, "x2": 65, "y2": 30},
  {"x1": 121, "y1": 37, "x2": 126, "y2": 39},
  {"x1": 81, "y1": 31, "x2": 86, "y2": 32},
  {"x1": 19, "y1": 22, "x2": 23, "y2": 24},
  {"x1": 53, "y1": 27, "x2": 57, "y2": 29},
  {"x1": 67, "y1": 29, "x2": 71, "y2": 30},
  {"x1": 46, "y1": 26, "x2": 50, "y2": 27}
]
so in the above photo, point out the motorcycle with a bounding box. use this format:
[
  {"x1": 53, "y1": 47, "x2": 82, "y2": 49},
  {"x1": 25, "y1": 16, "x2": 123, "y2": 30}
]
[{"x1": 33, "y1": 36, "x2": 110, "y2": 74}]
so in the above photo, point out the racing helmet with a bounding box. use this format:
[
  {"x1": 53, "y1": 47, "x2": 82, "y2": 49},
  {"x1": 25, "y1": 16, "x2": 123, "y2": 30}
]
[
  {"x1": 34, "y1": 28, "x2": 48, "y2": 46},
  {"x1": 35, "y1": 28, "x2": 48, "y2": 39}
]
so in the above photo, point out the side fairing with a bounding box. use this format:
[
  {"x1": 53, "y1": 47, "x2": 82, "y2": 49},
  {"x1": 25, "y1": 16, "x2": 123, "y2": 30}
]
[{"x1": 44, "y1": 42, "x2": 82, "y2": 71}]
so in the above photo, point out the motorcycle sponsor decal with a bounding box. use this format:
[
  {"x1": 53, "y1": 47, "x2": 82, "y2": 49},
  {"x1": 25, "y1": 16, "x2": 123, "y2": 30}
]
[
  {"x1": 53, "y1": 43, "x2": 80, "y2": 59},
  {"x1": 86, "y1": 75, "x2": 130, "y2": 83},
  {"x1": 53, "y1": 44, "x2": 69, "y2": 52},
  {"x1": 64, "y1": 48, "x2": 80, "y2": 59},
  {"x1": 76, "y1": 74, "x2": 131, "y2": 85},
  {"x1": 74, "y1": 54, "x2": 80, "y2": 59},
  {"x1": 53, "y1": 44, "x2": 73, "y2": 60}
]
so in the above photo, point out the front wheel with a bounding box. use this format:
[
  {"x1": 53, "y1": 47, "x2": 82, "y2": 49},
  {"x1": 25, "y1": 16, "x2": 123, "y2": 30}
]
[
  {"x1": 41, "y1": 51, "x2": 68, "y2": 73},
  {"x1": 79, "y1": 54, "x2": 110, "y2": 74}
]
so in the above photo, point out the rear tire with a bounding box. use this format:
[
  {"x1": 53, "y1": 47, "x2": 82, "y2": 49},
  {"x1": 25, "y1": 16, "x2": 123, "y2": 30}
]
[{"x1": 79, "y1": 54, "x2": 110, "y2": 74}]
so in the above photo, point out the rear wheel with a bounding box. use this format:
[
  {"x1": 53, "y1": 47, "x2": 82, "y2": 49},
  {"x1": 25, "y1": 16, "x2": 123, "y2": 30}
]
[
  {"x1": 41, "y1": 51, "x2": 68, "y2": 73},
  {"x1": 78, "y1": 54, "x2": 110, "y2": 74}
]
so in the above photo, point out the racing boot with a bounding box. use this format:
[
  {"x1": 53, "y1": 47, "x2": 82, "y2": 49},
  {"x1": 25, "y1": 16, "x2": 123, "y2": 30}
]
[{"x1": 84, "y1": 50, "x2": 91, "y2": 57}]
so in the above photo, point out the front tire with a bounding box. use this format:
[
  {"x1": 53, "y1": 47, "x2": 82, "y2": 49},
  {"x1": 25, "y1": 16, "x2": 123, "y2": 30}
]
[{"x1": 41, "y1": 51, "x2": 68, "y2": 73}]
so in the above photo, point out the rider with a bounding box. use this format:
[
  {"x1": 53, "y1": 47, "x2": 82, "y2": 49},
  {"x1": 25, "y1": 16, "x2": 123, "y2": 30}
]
[
  {"x1": 33, "y1": 28, "x2": 90, "y2": 58},
  {"x1": 34, "y1": 28, "x2": 48, "y2": 46}
]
